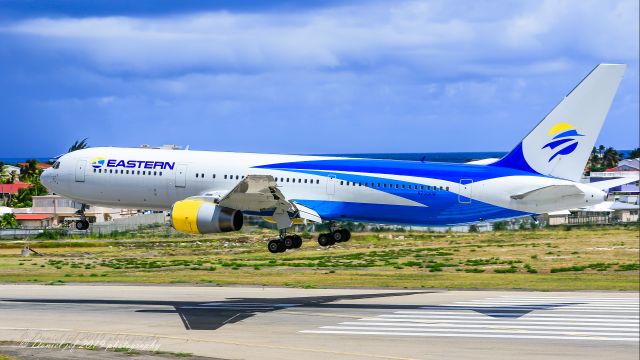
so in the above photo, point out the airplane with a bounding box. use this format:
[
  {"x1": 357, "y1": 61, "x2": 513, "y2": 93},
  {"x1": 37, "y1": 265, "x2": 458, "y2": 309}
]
[{"x1": 41, "y1": 64, "x2": 637, "y2": 253}]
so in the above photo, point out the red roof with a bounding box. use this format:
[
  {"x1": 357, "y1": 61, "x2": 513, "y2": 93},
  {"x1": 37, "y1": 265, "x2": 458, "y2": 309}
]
[
  {"x1": 0, "y1": 182, "x2": 32, "y2": 194},
  {"x1": 14, "y1": 214, "x2": 53, "y2": 220},
  {"x1": 17, "y1": 162, "x2": 51, "y2": 169}
]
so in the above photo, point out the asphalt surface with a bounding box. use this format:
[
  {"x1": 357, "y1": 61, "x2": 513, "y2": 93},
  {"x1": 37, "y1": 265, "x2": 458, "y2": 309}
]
[{"x1": 0, "y1": 284, "x2": 638, "y2": 360}]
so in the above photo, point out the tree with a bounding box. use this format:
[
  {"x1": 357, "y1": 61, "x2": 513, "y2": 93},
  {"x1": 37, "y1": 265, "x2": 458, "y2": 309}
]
[
  {"x1": 0, "y1": 213, "x2": 18, "y2": 229},
  {"x1": 68, "y1": 138, "x2": 89, "y2": 153},
  {"x1": 602, "y1": 147, "x2": 621, "y2": 169},
  {"x1": 628, "y1": 148, "x2": 640, "y2": 159}
]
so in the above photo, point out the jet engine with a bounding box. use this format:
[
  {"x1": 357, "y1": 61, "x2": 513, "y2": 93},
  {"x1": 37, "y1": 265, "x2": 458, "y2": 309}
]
[{"x1": 170, "y1": 199, "x2": 243, "y2": 234}]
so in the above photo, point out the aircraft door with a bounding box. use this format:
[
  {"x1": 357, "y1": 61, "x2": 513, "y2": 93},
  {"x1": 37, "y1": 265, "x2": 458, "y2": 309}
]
[
  {"x1": 175, "y1": 164, "x2": 187, "y2": 187},
  {"x1": 75, "y1": 160, "x2": 86, "y2": 182},
  {"x1": 458, "y1": 179, "x2": 473, "y2": 204},
  {"x1": 326, "y1": 174, "x2": 336, "y2": 195}
]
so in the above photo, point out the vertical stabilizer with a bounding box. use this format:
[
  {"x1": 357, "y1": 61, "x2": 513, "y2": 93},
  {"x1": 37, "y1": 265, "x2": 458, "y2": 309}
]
[{"x1": 492, "y1": 64, "x2": 626, "y2": 181}]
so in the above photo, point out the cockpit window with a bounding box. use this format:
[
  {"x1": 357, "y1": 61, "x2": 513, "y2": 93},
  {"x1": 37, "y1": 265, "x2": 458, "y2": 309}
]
[{"x1": 52, "y1": 161, "x2": 60, "y2": 169}]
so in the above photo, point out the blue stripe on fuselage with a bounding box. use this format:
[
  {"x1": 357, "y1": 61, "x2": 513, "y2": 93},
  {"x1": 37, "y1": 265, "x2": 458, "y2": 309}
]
[
  {"x1": 255, "y1": 158, "x2": 541, "y2": 182},
  {"x1": 254, "y1": 158, "x2": 539, "y2": 225},
  {"x1": 293, "y1": 200, "x2": 531, "y2": 226}
]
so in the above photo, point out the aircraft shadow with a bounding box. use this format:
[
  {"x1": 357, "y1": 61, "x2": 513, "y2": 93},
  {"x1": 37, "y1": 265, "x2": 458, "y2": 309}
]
[{"x1": 1, "y1": 291, "x2": 581, "y2": 331}]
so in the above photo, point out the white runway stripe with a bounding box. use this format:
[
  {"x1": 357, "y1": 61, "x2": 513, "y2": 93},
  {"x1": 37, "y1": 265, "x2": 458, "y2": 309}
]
[
  {"x1": 347, "y1": 321, "x2": 639, "y2": 332},
  {"x1": 392, "y1": 311, "x2": 639, "y2": 319},
  {"x1": 376, "y1": 316, "x2": 640, "y2": 326},
  {"x1": 418, "y1": 307, "x2": 637, "y2": 313},
  {"x1": 319, "y1": 326, "x2": 637, "y2": 337},
  {"x1": 300, "y1": 330, "x2": 639, "y2": 342},
  {"x1": 302, "y1": 294, "x2": 640, "y2": 342}
]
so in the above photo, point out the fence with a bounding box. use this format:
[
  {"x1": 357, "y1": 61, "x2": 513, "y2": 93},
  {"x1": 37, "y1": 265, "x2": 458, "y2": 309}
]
[
  {"x1": 90, "y1": 212, "x2": 168, "y2": 235},
  {"x1": 0, "y1": 212, "x2": 169, "y2": 239}
]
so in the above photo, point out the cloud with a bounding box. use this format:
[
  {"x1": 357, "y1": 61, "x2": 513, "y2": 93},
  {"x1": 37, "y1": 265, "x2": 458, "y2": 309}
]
[
  {"x1": 3, "y1": 0, "x2": 637, "y2": 75},
  {"x1": 0, "y1": 0, "x2": 637, "y2": 155}
]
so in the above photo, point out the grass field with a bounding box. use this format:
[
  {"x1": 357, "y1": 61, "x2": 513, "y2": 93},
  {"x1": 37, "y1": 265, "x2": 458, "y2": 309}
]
[{"x1": 0, "y1": 225, "x2": 638, "y2": 290}]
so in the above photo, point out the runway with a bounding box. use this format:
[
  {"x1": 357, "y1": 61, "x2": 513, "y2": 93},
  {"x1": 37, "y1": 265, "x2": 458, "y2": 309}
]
[{"x1": 0, "y1": 285, "x2": 638, "y2": 360}]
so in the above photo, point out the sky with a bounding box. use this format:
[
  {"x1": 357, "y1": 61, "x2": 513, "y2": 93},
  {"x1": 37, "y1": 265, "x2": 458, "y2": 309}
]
[{"x1": 0, "y1": 0, "x2": 638, "y2": 157}]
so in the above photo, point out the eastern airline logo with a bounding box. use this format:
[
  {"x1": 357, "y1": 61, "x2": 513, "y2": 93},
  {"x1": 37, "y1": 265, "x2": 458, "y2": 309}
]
[
  {"x1": 89, "y1": 157, "x2": 175, "y2": 170},
  {"x1": 90, "y1": 157, "x2": 106, "y2": 168},
  {"x1": 542, "y1": 122, "x2": 584, "y2": 162}
]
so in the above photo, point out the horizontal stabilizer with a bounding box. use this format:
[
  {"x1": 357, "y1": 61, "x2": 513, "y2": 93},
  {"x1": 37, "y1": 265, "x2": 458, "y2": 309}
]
[
  {"x1": 590, "y1": 175, "x2": 640, "y2": 191},
  {"x1": 466, "y1": 158, "x2": 500, "y2": 165},
  {"x1": 511, "y1": 185, "x2": 583, "y2": 201}
]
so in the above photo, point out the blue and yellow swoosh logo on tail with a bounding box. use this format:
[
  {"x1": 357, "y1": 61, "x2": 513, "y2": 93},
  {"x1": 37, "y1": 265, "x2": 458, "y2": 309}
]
[
  {"x1": 542, "y1": 122, "x2": 584, "y2": 162},
  {"x1": 90, "y1": 157, "x2": 105, "y2": 169}
]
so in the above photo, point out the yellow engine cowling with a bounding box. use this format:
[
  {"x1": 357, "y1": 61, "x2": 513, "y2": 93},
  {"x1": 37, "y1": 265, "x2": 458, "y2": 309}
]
[{"x1": 170, "y1": 199, "x2": 243, "y2": 234}]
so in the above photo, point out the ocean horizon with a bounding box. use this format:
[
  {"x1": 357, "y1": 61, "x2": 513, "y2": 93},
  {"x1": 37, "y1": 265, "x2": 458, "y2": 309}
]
[{"x1": 0, "y1": 150, "x2": 634, "y2": 166}]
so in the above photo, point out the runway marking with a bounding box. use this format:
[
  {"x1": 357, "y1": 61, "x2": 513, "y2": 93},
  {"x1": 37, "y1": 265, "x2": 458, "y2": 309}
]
[{"x1": 302, "y1": 295, "x2": 640, "y2": 342}]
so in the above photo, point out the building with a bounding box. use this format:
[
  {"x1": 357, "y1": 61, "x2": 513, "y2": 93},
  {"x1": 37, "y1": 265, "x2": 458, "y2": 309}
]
[
  {"x1": 14, "y1": 213, "x2": 53, "y2": 228},
  {"x1": 589, "y1": 157, "x2": 639, "y2": 198},
  {"x1": 0, "y1": 182, "x2": 32, "y2": 205},
  {"x1": 10, "y1": 195, "x2": 138, "y2": 227},
  {"x1": 16, "y1": 162, "x2": 51, "y2": 170},
  {"x1": 1, "y1": 165, "x2": 21, "y2": 180}
]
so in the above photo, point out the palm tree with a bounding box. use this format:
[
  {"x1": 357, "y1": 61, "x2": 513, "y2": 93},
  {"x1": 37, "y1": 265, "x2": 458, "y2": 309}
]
[
  {"x1": 68, "y1": 138, "x2": 89, "y2": 153},
  {"x1": 628, "y1": 147, "x2": 640, "y2": 159},
  {"x1": 602, "y1": 147, "x2": 621, "y2": 169}
]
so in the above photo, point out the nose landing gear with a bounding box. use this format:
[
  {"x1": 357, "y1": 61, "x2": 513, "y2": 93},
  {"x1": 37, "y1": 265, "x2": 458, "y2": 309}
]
[{"x1": 74, "y1": 204, "x2": 90, "y2": 230}]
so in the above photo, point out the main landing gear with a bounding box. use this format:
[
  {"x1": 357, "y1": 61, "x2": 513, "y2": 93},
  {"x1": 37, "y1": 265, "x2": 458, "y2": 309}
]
[
  {"x1": 74, "y1": 204, "x2": 90, "y2": 231},
  {"x1": 317, "y1": 229, "x2": 351, "y2": 247},
  {"x1": 267, "y1": 230, "x2": 303, "y2": 253}
]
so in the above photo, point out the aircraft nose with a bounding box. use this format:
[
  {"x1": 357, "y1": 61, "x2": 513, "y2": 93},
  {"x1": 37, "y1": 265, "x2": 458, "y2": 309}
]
[{"x1": 40, "y1": 169, "x2": 53, "y2": 189}]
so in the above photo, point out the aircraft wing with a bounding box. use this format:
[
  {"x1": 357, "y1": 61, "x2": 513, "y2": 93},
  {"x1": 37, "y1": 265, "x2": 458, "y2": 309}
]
[
  {"x1": 510, "y1": 185, "x2": 584, "y2": 201},
  {"x1": 214, "y1": 175, "x2": 321, "y2": 228}
]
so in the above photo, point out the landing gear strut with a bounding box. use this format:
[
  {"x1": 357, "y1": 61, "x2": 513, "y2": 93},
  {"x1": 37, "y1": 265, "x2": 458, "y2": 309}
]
[
  {"x1": 74, "y1": 204, "x2": 90, "y2": 231},
  {"x1": 267, "y1": 229, "x2": 303, "y2": 253},
  {"x1": 317, "y1": 227, "x2": 351, "y2": 247}
]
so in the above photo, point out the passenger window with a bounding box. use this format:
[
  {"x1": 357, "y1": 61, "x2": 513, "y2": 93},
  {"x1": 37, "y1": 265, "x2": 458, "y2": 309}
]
[
  {"x1": 316, "y1": 180, "x2": 319, "y2": 184},
  {"x1": 340, "y1": 181, "x2": 343, "y2": 185},
  {"x1": 440, "y1": 186, "x2": 443, "y2": 190},
  {"x1": 224, "y1": 175, "x2": 227, "y2": 179},
  {"x1": 196, "y1": 173, "x2": 199, "y2": 178},
  {"x1": 286, "y1": 178, "x2": 290, "y2": 182},
  {"x1": 395, "y1": 184, "x2": 399, "y2": 189},
  {"x1": 159, "y1": 172, "x2": 162, "y2": 176},
  {"x1": 446, "y1": 186, "x2": 449, "y2": 191},
  {"x1": 154, "y1": 171, "x2": 157, "y2": 176},
  {"x1": 298, "y1": 179, "x2": 301, "y2": 183},
  {"x1": 421, "y1": 185, "x2": 425, "y2": 190},
  {"x1": 93, "y1": 169, "x2": 96, "y2": 173},
  {"x1": 212, "y1": 174, "x2": 216, "y2": 179}
]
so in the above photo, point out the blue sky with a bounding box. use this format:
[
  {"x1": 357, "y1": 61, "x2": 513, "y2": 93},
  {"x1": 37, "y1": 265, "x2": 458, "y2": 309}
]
[{"x1": 0, "y1": 0, "x2": 638, "y2": 157}]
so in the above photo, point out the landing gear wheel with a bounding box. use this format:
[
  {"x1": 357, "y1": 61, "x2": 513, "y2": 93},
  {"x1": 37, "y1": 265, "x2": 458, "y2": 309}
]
[
  {"x1": 331, "y1": 230, "x2": 345, "y2": 243},
  {"x1": 283, "y1": 235, "x2": 295, "y2": 249},
  {"x1": 75, "y1": 219, "x2": 89, "y2": 230},
  {"x1": 339, "y1": 229, "x2": 351, "y2": 242},
  {"x1": 318, "y1": 233, "x2": 335, "y2": 247},
  {"x1": 292, "y1": 235, "x2": 302, "y2": 249},
  {"x1": 268, "y1": 239, "x2": 286, "y2": 253}
]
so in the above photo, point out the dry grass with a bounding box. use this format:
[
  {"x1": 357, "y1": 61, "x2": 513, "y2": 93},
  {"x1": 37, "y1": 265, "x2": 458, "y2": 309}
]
[{"x1": 0, "y1": 225, "x2": 638, "y2": 290}]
